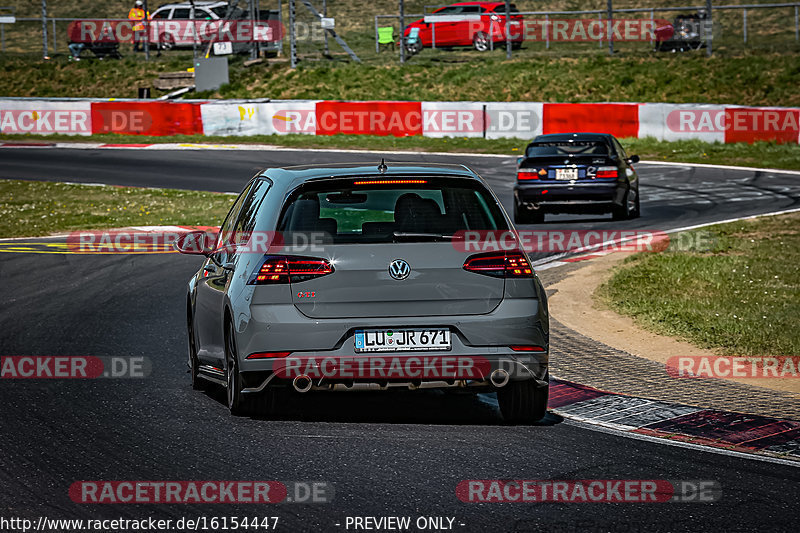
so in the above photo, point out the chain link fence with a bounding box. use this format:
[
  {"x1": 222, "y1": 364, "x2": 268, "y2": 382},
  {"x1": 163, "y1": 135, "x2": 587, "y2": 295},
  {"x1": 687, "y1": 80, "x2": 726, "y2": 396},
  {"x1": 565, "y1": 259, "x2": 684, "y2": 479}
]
[{"x1": 0, "y1": 1, "x2": 798, "y2": 62}]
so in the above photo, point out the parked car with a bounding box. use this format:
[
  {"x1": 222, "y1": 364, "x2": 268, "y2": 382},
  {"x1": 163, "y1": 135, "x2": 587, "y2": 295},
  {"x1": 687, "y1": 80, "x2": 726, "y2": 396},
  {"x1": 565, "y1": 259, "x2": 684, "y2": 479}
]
[
  {"x1": 404, "y1": 1, "x2": 524, "y2": 52},
  {"x1": 176, "y1": 162, "x2": 550, "y2": 423},
  {"x1": 513, "y1": 133, "x2": 641, "y2": 224},
  {"x1": 150, "y1": 1, "x2": 281, "y2": 54}
]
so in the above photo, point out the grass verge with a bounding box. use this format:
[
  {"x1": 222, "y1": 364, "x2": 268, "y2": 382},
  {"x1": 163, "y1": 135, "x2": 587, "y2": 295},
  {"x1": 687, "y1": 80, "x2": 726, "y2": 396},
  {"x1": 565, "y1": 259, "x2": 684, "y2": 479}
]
[
  {"x1": 598, "y1": 212, "x2": 800, "y2": 357},
  {"x1": 2, "y1": 51, "x2": 800, "y2": 105},
  {"x1": 3, "y1": 133, "x2": 800, "y2": 170},
  {"x1": 0, "y1": 180, "x2": 234, "y2": 239}
]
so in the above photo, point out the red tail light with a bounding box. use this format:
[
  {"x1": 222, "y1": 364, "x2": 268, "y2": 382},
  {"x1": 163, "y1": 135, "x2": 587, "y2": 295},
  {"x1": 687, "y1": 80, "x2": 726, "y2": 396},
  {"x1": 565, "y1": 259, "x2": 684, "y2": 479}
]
[
  {"x1": 517, "y1": 170, "x2": 540, "y2": 181},
  {"x1": 510, "y1": 345, "x2": 545, "y2": 352},
  {"x1": 595, "y1": 166, "x2": 618, "y2": 179},
  {"x1": 246, "y1": 351, "x2": 291, "y2": 360},
  {"x1": 249, "y1": 255, "x2": 334, "y2": 285},
  {"x1": 463, "y1": 250, "x2": 534, "y2": 278}
]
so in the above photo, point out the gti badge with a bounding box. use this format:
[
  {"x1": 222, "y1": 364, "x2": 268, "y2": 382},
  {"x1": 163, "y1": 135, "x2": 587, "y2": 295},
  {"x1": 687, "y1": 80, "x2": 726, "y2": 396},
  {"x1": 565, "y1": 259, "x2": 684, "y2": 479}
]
[{"x1": 389, "y1": 259, "x2": 411, "y2": 280}]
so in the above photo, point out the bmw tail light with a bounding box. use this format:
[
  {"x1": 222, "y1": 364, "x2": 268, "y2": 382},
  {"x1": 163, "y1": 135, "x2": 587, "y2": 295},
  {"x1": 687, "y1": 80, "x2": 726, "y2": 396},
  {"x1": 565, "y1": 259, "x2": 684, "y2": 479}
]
[
  {"x1": 463, "y1": 250, "x2": 534, "y2": 278},
  {"x1": 517, "y1": 170, "x2": 540, "y2": 181},
  {"x1": 595, "y1": 166, "x2": 618, "y2": 179},
  {"x1": 249, "y1": 255, "x2": 334, "y2": 285}
]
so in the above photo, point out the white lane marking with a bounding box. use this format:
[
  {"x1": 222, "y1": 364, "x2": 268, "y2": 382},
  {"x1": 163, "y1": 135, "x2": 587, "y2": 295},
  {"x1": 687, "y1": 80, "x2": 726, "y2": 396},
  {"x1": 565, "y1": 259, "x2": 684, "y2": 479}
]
[
  {"x1": 4, "y1": 142, "x2": 800, "y2": 176},
  {"x1": 562, "y1": 417, "x2": 800, "y2": 467},
  {"x1": 531, "y1": 206, "x2": 800, "y2": 269},
  {"x1": 641, "y1": 160, "x2": 800, "y2": 176}
]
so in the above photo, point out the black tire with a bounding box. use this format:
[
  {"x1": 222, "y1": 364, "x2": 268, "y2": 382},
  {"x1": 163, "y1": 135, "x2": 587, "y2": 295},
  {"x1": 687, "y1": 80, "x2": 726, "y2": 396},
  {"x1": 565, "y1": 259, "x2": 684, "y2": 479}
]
[
  {"x1": 405, "y1": 40, "x2": 422, "y2": 55},
  {"x1": 225, "y1": 321, "x2": 250, "y2": 416},
  {"x1": 498, "y1": 380, "x2": 548, "y2": 423},
  {"x1": 511, "y1": 41, "x2": 522, "y2": 50},
  {"x1": 514, "y1": 202, "x2": 545, "y2": 224},
  {"x1": 473, "y1": 32, "x2": 490, "y2": 52},
  {"x1": 631, "y1": 187, "x2": 641, "y2": 218},
  {"x1": 158, "y1": 33, "x2": 175, "y2": 51},
  {"x1": 187, "y1": 317, "x2": 204, "y2": 391},
  {"x1": 612, "y1": 188, "x2": 639, "y2": 220}
]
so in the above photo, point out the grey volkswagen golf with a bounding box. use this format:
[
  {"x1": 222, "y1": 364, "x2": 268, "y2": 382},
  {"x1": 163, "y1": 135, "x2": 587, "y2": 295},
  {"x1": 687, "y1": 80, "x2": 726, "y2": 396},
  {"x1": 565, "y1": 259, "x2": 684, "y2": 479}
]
[{"x1": 175, "y1": 162, "x2": 549, "y2": 423}]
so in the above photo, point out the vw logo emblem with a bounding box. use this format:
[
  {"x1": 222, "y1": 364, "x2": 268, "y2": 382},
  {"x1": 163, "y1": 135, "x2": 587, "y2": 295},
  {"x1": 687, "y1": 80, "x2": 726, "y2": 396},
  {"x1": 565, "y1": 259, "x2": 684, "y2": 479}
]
[{"x1": 389, "y1": 259, "x2": 411, "y2": 280}]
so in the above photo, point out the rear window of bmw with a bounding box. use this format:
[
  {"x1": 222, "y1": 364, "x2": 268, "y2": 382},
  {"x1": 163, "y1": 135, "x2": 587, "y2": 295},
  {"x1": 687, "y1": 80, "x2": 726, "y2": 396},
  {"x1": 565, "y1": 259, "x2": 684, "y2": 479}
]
[
  {"x1": 526, "y1": 141, "x2": 609, "y2": 157},
  {"x1": 277, "y1": 177, "x2": 508, "y2": 244}
]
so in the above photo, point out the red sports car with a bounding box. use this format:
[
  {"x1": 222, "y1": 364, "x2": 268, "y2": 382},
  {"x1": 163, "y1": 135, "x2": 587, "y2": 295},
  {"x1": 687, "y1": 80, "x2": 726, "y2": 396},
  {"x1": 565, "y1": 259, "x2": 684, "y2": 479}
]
[{"x1": 404, "y1": 2, "x2": 524, "y2": 52}]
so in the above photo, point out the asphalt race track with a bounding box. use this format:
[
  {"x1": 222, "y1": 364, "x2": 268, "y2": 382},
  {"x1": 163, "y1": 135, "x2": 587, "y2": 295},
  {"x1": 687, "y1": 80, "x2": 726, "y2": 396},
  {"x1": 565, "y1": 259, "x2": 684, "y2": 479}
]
[{"x1": 1, "y1": 147, "x2": 799, "y2": 532}]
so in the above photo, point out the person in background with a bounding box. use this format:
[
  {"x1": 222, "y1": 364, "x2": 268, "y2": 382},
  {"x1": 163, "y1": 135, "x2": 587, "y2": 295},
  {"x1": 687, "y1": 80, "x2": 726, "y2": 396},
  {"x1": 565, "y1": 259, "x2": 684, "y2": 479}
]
[{"x1": 128, "y1": 0, "x2": 150, "y2": 52}]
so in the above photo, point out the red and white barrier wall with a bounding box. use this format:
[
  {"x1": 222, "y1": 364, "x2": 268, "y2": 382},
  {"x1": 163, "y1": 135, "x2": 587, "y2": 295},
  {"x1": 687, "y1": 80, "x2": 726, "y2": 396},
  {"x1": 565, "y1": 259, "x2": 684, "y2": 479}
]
[{"x1": 1, "y1": 98, "x2": 798, "y2": 144}]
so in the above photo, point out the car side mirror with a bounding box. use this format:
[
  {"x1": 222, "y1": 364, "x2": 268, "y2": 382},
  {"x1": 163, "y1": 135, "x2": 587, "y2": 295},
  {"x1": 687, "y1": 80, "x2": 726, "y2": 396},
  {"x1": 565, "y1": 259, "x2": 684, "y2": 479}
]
[
  {"x1": 174, "y1": 230, "x2": 215, "y2": 255},
  {"x1": 627, "y1": 154, "x2": 640, "y2": 164}
]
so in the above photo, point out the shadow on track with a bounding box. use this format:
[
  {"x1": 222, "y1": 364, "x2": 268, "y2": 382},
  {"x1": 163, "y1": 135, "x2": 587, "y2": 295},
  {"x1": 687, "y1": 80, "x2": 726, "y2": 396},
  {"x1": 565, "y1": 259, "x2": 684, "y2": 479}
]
[{"x1": 198, "y1": 383, "x2": 563, "y2": 427}]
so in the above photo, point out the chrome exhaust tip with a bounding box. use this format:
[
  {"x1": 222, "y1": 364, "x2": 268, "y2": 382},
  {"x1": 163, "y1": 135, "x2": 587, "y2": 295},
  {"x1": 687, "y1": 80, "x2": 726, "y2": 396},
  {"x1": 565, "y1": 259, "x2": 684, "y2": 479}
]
[
  {"x1": 292, "y1": 375, "x2": 312, "y2": 393},
  {"x1": 490, "y1": 369, "x2": 510, "y2": 388}
]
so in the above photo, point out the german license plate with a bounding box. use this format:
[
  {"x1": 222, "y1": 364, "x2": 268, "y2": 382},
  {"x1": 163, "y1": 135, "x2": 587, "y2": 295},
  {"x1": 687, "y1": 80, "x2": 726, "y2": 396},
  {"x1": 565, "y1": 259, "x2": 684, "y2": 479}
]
[
  {"x1": 354, "y1": 328, "x2": 451, "y2": 353},
  {"x1": 556, "y1": 168, "x2": 578, "y2": 180}
]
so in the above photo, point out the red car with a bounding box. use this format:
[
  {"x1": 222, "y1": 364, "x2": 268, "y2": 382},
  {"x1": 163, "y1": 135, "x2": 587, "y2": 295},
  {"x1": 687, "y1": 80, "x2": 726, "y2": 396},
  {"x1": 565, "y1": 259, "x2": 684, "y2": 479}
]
[{"x1": 404, "y1": 2, "x2": 524, "y2": 52}]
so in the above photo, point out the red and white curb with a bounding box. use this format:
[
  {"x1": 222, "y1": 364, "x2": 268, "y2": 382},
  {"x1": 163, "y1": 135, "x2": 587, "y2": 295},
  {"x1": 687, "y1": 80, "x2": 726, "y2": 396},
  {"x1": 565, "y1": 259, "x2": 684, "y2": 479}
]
[{"x1": 550, "y1": 378, "x2": 800, "y2": 463}]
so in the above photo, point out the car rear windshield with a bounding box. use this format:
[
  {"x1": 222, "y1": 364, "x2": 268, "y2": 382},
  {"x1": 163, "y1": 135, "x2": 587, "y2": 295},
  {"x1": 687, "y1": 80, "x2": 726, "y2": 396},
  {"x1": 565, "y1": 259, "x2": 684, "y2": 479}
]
[
  {"x1": 277, "y1": 177, "x2": 508, "y2": 244},
  {"x1": 526, "y1": 141, "x2": 609, "y2": 157}
]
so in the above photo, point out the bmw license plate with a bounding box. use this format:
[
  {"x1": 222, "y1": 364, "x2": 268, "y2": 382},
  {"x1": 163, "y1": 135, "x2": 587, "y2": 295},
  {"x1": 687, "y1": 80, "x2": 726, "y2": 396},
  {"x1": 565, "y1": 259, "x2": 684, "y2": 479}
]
[
  {"x1": 354, "y1": 328, "x2": 451, "y2": 353},
  {"x1": 556, "y1": 168, "x2": 578, "y2": 180}
]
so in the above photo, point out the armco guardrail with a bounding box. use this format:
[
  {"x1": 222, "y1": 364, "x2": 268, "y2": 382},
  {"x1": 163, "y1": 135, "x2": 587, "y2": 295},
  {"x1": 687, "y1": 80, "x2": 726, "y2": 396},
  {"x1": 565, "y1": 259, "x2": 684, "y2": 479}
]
[{"x1": 1, "y1": 98, "x2": 798, "y2": 144}]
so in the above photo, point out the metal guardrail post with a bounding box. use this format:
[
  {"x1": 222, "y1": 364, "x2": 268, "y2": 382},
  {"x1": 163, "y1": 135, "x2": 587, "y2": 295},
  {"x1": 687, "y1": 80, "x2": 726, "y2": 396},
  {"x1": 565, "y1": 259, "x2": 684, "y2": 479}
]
[
  {"x1": 143, "y1": 0, "x2": 150, "y2": 61},
  {"x1": 399, "y1": 0, "x2": 405, "y2": 64},
  {"x1": 505, "y1": 0, "x2": 511, "y2": 59},
  {"x1": 650, "y1": 9, "x2": 654, "y2": 44},
  {"x1": 51, "y1": 18, "x2": 55, "y2": 51},
  {"x1": 706, "y1": 0, "x2": 713, "y2": 56},
  {"x1": 795, "y1": 5, "x2": 799, "y2": 41},
  {"x1": 323, "y1": 0, "x2": 329, "y2": 55},
  {"x1": 41, "y1": 0, "x2": 47, "y2": 58},
  {"x1": 607, "y1": 0, "x2": 613, "y2": 55},
  {"x1": 374, "y1": 16, "x2": 379, "y2": 53},
  {"x1": 432, "y1": 22, "x2": 436, "y2": 48},
  {"x1": 743, "y1": 9, "x2": 747, "y2": 43},
  {"x1": 290, "y1": 0, "x2": 296, "y2": 68},
  {"x1": 545, "y1": 14, "x2": 549, "y2": 49}
]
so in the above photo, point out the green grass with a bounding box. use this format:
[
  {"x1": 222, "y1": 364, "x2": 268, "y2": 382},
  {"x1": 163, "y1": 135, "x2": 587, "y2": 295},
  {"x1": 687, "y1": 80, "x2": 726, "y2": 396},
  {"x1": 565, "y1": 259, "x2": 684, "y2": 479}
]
[
  {"x1": 598, "y1": 212, "x2": 800, "y2": 357},
  {"x1": 0, "y1": 179, "x2": 235, "y2": 238},
  {"x1": 3, "y1": 133, "x2": 800, "y2": 170},
  {"x1": 3, "y1": 51, "x2": 800, "y2": 106}
]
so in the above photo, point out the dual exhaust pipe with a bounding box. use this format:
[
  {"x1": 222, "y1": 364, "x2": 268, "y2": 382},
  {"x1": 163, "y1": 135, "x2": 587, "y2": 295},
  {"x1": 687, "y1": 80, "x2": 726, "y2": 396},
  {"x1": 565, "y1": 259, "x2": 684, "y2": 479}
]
[{"x1": 292, "y1": 369, "x2": 511, "y2": 392}]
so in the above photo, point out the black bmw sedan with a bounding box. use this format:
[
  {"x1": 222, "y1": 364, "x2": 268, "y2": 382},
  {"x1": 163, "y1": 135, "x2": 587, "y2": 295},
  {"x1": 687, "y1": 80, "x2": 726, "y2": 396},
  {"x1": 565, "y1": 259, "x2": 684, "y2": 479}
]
[{"x1": 513, "y1": 132, "x2": 641, "y2": 224}]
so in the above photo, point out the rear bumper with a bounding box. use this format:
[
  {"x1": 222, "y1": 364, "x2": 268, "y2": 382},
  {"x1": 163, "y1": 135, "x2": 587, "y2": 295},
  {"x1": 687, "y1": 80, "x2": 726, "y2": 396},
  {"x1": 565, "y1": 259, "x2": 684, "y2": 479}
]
[
  {"x1": 236, "y1": 294, "x2": 549, "y2": 387},
  {"x1": 514, "y1": 181, "x2": 626, "y2": 213},
  {"x1": 239, "y1": 352, "x2": 549, "y2": 394}
]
